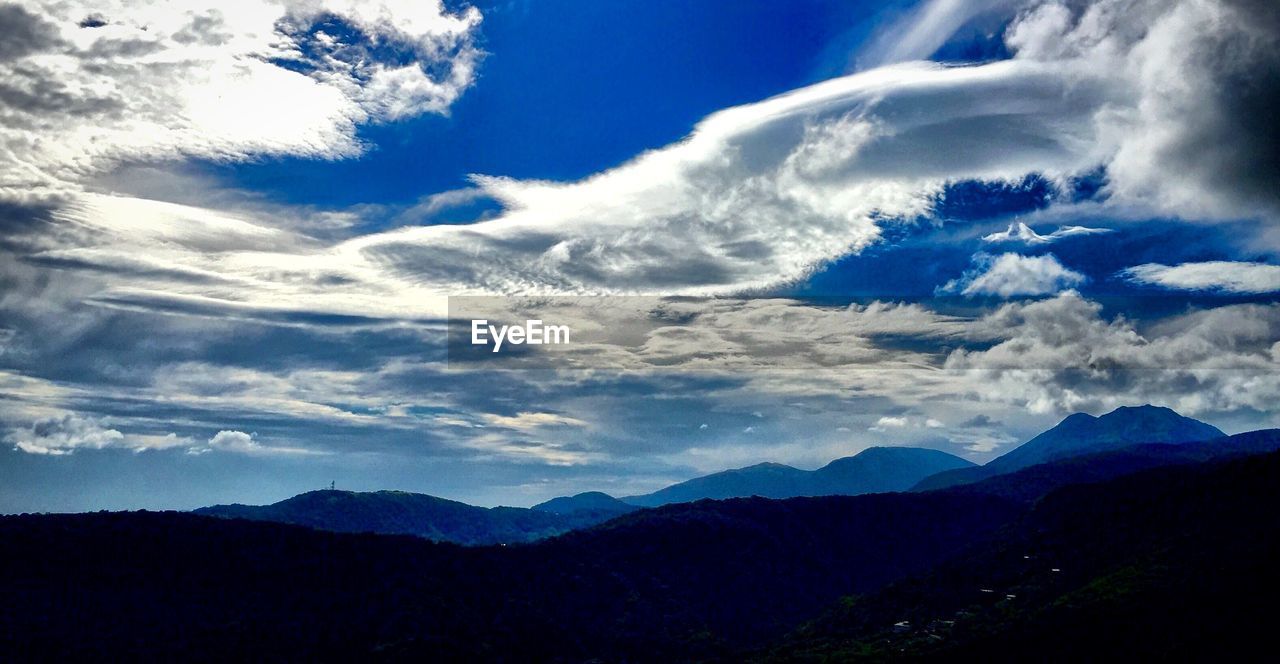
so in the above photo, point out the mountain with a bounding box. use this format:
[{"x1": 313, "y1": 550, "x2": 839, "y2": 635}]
[
  {"x1": 939, "y1": 428, "x2": 1280, "y2": 506},
  {"x1": 763, "y1": 448, "x2": 1280, "y2": 661},
  {"x1": 195, "y1": 489, "x2": 623, "y2": 546},
  {"x1": 913, "y1": 405, "x2": 1224, "y2": 491},
  {"x1": 623, "y1": 462, "x2": 810, "y2": 506},
  {"x1": 622, "y1": 446, "x2": 973, "y2": 507},
  {"x1": 194, "y1": 446, "x2": 974, "y2": 542},
  {"x1": 2, "y1": 488, "x2": 1020, "y2": 661},
  {"x1": 8, "y1": 442, "x2": 1280, "y2": 660},
  {"x1": 532, "y1": 491, "x2": 639, "y2": 516},
  {"x1": 811, "y1": 446, "x2": 975, "y2": 494}
]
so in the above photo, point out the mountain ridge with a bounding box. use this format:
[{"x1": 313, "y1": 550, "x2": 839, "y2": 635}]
[
  {"x1": 196, "y1": 488, "x2": 618, "y2": 546},
  {"x1": 913, "y1": 404, "x2": 1224, "y2": 491},
  {"x1": 621, "y1": 446, "x2": 974, "y2": 507}
]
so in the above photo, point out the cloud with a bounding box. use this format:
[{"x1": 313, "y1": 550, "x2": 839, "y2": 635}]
[
  {"x1": 344, "y1": 59, "x2": 1107, "y2": 297},
  {"x1": 941, "y1": 252, "x2": 1086, "y2": 296},
  {"x1": 3, "y1": 0, "x2": 1280, "y2": 504},
  {"x1": 982, "y1": 221, "x2": 1112, "y2": 244},
  {"x1": 1007, "y1": 0, "x2": 1280, "y2": 219},
  {"x1": 480, "y1": 412, "x2": 589, "y2": 431},
  {"x1": 856, "y1": 0, "x2": 1022, "y2": 68},
  {"x1": 871, "y1": 415, "x2": 910, "y2": 430},
  {"x1": 947, "y1": 293, "x2": 1280, "y2": 415},
  {"x1": 11, "y1": 0, "x2": 1278, "y2": 321},
  {"x1": 6, "y1": 413, "x2": 188, "y2": 455},
  {"x1": 199, "y1": 429, "x2": 316, "y2": 456},
  {"x1": 961, "y1": 414, "x2": 998, "y2": 428},
  {"x1": 1122, "y1": 261, "x2": 1280, "y2": 294},
  {"x1": 0, "y1": 1, "x2": 482, "y2": 199}
]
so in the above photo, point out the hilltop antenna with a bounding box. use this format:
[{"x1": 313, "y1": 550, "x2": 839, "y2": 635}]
[{"x1": 329, "y1": 480, "x2": 335, "y2": 491}]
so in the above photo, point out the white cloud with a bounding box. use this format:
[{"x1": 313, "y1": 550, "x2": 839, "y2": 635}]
[
  {"x1": 201, "y1": 429, "x2": 315, "y2": 456},
  {"x1": 941, "y1": 252, "x2": 1086, "y2": 296},
  {"x1": 868, "y1": 415, "x2": 910, "y2": 432},
  {"x1": 982, "y1": 221, "x2": 1113, "y2": 244},
  {"x1": 206, "y1": 430, "x2": 258, "y2": 453},
  {"x1": 1122, "y1": 261, "x2": 1280, "y2": 294},
  {"x1": 480, "y1": 412, "x2": 589, "y2": 431},
  {"x1": 1007, "y1": 0, "x2": 1280, "y2": 219},
  {"x1": 345, "y1": 59, "x2": 1106, "y2": 297},
  {"x1": 15, "y1": 0, "x2": 1278, "y2": 319},
  {"x1": 856, "y1": 0, "x2": 1022, "y2": 68},
  {"x1": 0, "y1": 1, "x2": 482, "y2": 200},
  {"x1": 947, "y1": 293, "x2": 1280, "y2": 415},
  {"x1": 6, "y1": 413, "x2": 188, "y2": 455}
]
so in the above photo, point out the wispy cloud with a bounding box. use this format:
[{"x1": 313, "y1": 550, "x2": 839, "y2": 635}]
[
  {"x1": 982, "y1": 221, "x2": 1112, "y2": 244},
  {"x1": 1122, "y1": 261, "x2": 1280, "y2": 294}
]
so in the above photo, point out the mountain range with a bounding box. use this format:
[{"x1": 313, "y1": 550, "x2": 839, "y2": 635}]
[
  {"x1": 6, "y1": 425, "x2": 1280, "y2": 660},
  {"x1": 617, "y1": 445, "x2": 974, "y2": 507},
  {"x1": 912, "y1": 404, "x2": 1226, "y2": 491},
  {"x1": 194, "y1": 489, "x2": 622, "y2": 546},
  {"x1": 196, "y1": 405, "x2": 1228, "y2": 546}
]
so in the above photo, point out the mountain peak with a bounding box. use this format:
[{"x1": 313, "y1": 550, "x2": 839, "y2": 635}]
[
  {"x1": 532, "y1": 491, "x2": 637, "y2": 516},
  {"x1": 912, "y1": 405, "x2": 1226, "y2": 492},
  {"x1": 989, "y1": 405, "x2": 1224, "y2": 472},
  {"x1": 620, "y1": 447, "x2": 971, "y2": 507}
]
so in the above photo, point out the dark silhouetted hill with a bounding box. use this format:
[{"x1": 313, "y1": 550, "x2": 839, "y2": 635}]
[
  {"x1": 531, "y1": 490, "x2": 639, "y2": 517},
  {"x1": 9, "y1": 429, "x2": 1280, "y2": 661},
  {"x1": 195, "y1": 489, "x2": 619, "y2": 545},
  {"x1": 763, "y1": 449, "x2": 1280, "y2": 661},
  {"x1": 2, "y1": 489, "x2": 1017, "y2": 660}
]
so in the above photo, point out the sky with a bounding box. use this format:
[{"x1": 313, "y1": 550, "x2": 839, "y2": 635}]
[{"x1": 1, "y1": 0, "x2": 1279, "y2": 511}]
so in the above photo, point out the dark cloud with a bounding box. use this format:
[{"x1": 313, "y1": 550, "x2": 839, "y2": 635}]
[
  {"x1": 1173, "y1": 0, "x2": 1280, "y2": 217},
  {"x1": 0, "y1": 4, "x2": 62, "y2": 62},
  {"x1": 961, "y1": 414, "x2": 998, "y2": 428}
]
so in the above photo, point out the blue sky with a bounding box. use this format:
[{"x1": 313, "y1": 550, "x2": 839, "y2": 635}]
[
  {"x1": 219, "y1": 0, "x2": 902, "y2": 209},
  {"x1": 1, "y1": 0, "x2": 1279, "y2": 511}
]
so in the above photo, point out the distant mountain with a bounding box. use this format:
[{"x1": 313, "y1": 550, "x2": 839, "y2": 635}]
[
  {"x1": 941, "y1": 428, "x2": 1280, "y2": 506},
  {"x1": 623, "y1": 462, "x2": 810, "y2": 507},
  {"x1": 532, "y1": 491, "x2": 639, "y2": 517},
  {"x1": 622, "y1": 447, "x2": 974, "y2": 507},
  {"x1": 812, "y1": 447, "x2": 975, "y2": 494},
  {"x1": 195, "y1": 489, "x2": 622, "y2": 546},
  {"x1": 913, "y1": 405, "x2": 1224, "y2": 491}
]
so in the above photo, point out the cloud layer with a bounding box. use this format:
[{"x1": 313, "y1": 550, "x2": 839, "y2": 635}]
[
  {"x1": 0, "y1": 0, "x2": 481, "y2": 200},
  {"x1": 2, "y1": 0, "x2": 1280, "y2": 508}
]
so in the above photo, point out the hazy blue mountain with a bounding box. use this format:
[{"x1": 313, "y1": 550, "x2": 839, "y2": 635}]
[
  {"x1": 196, "y1": 489, "x2": 621, "y2": 545},
  {"x1": 811, "y1": 447, "x2": 975, "y2": 494},
  {"x1": 532, "y1": 491, "x2": 639, "y2": 516},
  {"x1": 623, "y1": 447, "x2": 973, "y2": 507},
  {"x1": 913, "y1": 405, "x2": 1226, "y2": 491},
  {"x1": 939, "y1": 428, "x2": 1280, "y2": 505}
]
